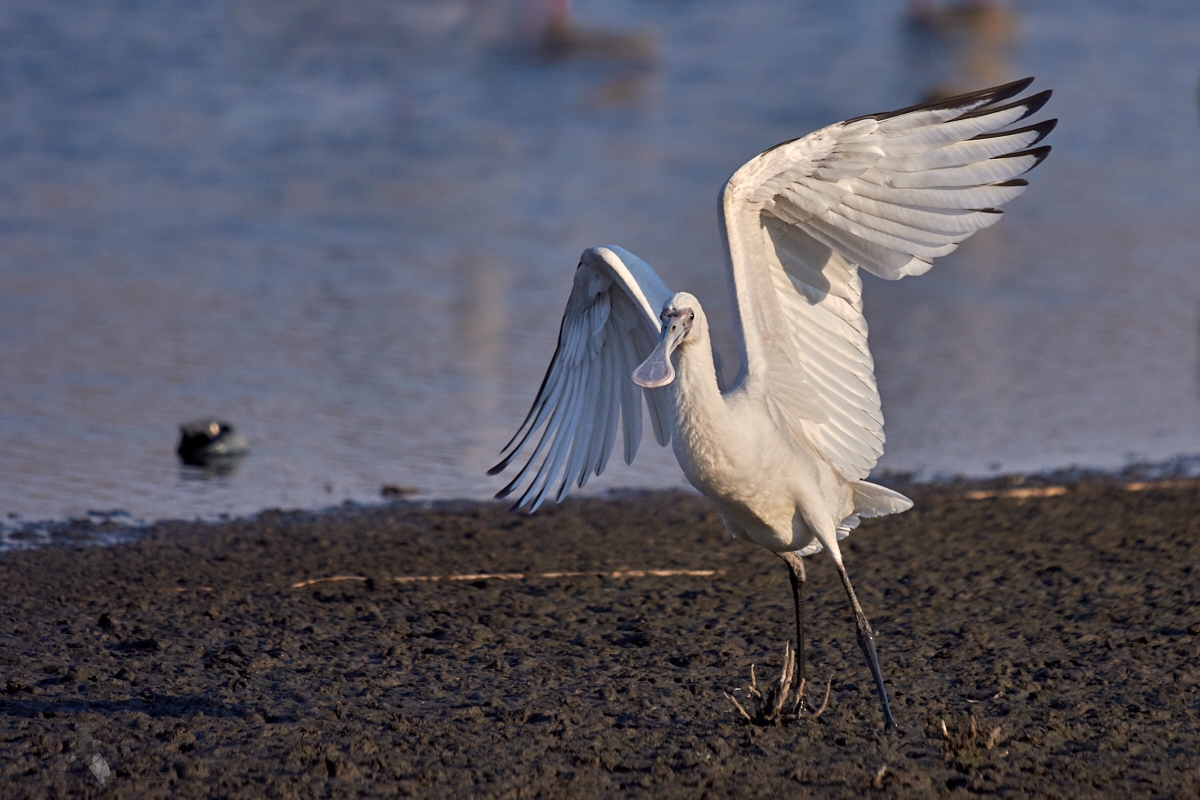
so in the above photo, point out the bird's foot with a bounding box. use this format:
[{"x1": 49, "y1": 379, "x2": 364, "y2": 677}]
[
  {"x1": 723, "y1": 642, "x2": 832, "y2": 726},
  {"x1": 793, "y1": 673, "x2": 833, "y2": 719}
]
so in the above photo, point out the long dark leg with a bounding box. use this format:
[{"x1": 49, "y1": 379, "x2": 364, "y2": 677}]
[
  {"x1": 834, "y1": 560, "x2": 897, "y2": 733},
  {"x1": 778, "y1": 551, "x2": 807, "y2": 687}
]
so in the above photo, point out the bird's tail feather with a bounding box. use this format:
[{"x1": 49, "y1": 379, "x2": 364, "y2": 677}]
[
  {"x1": 798, "y1": 482, "x2": 913, "y2": 557},
  {"x1": 851, "y1": 481, "x2": 914, "y2": 518}
]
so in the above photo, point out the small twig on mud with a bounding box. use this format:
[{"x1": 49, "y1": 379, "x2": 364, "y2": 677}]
[
  {"x1": 940, "y1": 713, "x2": 1003, "y2": 765},
  {"x1": 984, "y1": 724, "x2": 1002, "y2": 750},
  {"x1": 291, "y1": 575, "x2": 369, "y2": 589},
  {"x1": 724, "y1": 642, "x2": 832, "y2": 726},
  {"x1": 872, "y1": 763, "x2": 888, "y2": 789},
  {"x1": 725, "y1": 691, "x2": 754, "y2": 723},
  {"x1": 965, "y1": 690, "x2": 1004, "y2": 704},
  {"x1": 292, "y1": 569, "x2": 723, "y2": 589}
]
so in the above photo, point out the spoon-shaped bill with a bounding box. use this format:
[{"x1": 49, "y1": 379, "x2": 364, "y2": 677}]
[{"x1": 632, "y1": 323, "x2": 683, "y2": 388}]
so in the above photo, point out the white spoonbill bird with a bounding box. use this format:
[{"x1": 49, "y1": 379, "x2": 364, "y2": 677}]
[{"x1": 491, "y1": 78, "x2": 1054, "y2": 731}]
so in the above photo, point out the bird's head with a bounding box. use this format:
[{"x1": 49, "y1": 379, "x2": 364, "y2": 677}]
[{"x1": 632, "y1": 292, "x2": 701, "y2": 388}]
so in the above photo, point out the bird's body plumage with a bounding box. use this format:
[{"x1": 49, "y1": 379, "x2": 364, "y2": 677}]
[{"x1": 491, "y1": 79, "x2": 1055, "y2": 729}]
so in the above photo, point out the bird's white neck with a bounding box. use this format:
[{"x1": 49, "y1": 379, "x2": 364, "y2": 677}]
[
  {"x1": 668, "y1": 329, "x2": 736, "y2": 496},
  {"x1": 671, "y1": 336, "x2": 722, "y2": 414}
]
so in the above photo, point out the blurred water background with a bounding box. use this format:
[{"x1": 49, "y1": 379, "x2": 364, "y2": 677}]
[{"x1": 2, "y1": 0, "x2": 1199, "y2": 537}]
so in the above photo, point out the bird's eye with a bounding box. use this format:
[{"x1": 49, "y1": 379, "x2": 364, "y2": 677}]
[{"x1": 689, "y1": 311, "x2": 695, "y2": 321}]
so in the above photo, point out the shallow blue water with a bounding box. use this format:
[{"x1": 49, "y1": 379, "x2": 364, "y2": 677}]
[{"x1": 2, "y1": 0, "x2": 1199, "y2": 532}]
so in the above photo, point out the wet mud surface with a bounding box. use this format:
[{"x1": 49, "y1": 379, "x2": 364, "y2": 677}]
[{"x1": 1, "y1": 479, "x2": 1197, "y2": 798}]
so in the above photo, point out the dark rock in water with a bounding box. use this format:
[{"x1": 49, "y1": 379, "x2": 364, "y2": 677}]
[{"x1": 177, "y1": 420, "x2": 249, "y2": 466}]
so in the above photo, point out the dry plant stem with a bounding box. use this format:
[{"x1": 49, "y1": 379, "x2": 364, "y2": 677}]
[
  {"x1": 725, "y1": 692, "x2": 754, "y2": 723},
  {"x1": 724, "y1": 642, "x2": 832, "y2": 725},
  {"x1": 772, "y1": 645, "x2": 795, "y2": 720},
  {"x1": 293, "y1": 569, "x2": 722, "y2": 588},
  {"x1": 940, "y1": 714, "x2": 1002, "y2": 753},
  {"x1": 985, "y1": 725, "x2": 1002, "y2": 750}
]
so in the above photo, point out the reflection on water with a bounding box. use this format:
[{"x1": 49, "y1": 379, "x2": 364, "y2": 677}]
[{"x1": 1, "y1": 0, "x2": 1199, "y2": 529}]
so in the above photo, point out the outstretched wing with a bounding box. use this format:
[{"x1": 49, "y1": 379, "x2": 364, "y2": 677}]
[
  {"x1": 721, "y1": 78, "x2": 1055, "y2": 480},
  {"x1": 490, "y1": 245, "x2": 674, "y2": 510}
]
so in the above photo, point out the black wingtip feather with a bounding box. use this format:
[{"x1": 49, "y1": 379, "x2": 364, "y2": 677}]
[
  {"x1": 1021, "y1": 89, "x2": 1053, "y2": 118},
  {"x1": 971, "y1": 118, "x2": 1057, "y2": 146},
  {"x1": 997, "y1": 144, "x2": 1053, "y2": 172},
  {"x1": 957, "y1": 89, "x2": 1052, "y2": 125},
  {"x1": 853, "y1": 77, "x2": 1037, "y2": 124},
  {"x1": 495, "y1": 471, "x2": 526, "y2": 501},
  {"x1": 489, "y1": 444, "x2": 528, "y2": 476},
  {"x1": 759, "y1": 80, "x2": 1052, "y2": 160},
  {"x1": 1034, "y1": 117, "x2": 1059, "y2": 143}
]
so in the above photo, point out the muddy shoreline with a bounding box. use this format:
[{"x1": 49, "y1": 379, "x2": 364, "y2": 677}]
[{"x1": 1, "y1": 479, "x2": 1197, "y2": 798}]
